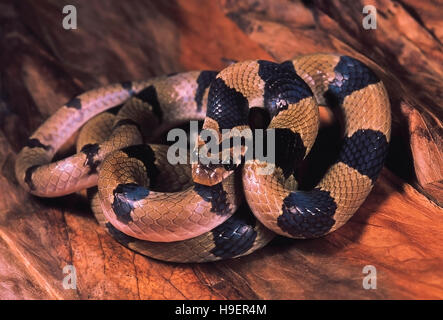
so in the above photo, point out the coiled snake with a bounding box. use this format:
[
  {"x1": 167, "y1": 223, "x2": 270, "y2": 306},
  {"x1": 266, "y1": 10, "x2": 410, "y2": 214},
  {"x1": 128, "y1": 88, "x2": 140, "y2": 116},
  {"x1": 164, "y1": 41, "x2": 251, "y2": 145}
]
[{"x1": 15, "y1": 54, "x2": 391, "y2": 263}]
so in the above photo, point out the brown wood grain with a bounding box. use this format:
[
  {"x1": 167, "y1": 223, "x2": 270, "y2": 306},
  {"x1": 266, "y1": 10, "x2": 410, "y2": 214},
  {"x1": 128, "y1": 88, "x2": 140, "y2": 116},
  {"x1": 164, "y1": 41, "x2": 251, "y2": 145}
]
[{"x1": 0, "y1": 0, "x2": 441, "y2": 299}]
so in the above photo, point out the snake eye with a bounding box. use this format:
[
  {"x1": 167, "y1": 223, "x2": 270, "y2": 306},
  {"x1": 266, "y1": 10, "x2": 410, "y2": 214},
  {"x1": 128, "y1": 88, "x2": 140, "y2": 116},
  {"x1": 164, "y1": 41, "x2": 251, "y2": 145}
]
[
  {"x1": 269, "y1": 98, "x2": 289, "y2": 113},
  {"x1": 276, "y1": 98, "x2": 288, "y2": 109}
]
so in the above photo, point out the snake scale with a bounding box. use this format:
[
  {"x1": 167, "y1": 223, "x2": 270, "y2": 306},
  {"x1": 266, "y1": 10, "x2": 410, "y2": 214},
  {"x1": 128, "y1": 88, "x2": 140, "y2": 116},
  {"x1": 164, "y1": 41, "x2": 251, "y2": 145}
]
[{"x1": 15, "y1": 54, "x2": 391, "y2": 263}]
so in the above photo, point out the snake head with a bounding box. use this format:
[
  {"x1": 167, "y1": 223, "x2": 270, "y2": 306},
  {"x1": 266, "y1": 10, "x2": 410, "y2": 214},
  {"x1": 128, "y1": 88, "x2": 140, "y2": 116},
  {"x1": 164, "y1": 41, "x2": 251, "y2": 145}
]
[{"x1": 191, "y1": 162, "x2": 235, "y2": 186}]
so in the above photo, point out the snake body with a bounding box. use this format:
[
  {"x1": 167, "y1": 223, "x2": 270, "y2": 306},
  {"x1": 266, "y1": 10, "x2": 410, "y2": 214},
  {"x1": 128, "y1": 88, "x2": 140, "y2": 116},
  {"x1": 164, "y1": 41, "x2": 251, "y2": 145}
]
[{"x1": 15, "y1": 54, "x2": 391, "y2": 263}]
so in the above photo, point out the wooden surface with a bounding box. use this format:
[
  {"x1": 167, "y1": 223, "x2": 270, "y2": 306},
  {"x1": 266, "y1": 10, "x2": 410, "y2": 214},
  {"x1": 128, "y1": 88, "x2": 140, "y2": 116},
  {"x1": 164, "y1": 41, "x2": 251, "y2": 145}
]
[{"x1": 0, "y1": 0, "x2": 442, "y2": 299}]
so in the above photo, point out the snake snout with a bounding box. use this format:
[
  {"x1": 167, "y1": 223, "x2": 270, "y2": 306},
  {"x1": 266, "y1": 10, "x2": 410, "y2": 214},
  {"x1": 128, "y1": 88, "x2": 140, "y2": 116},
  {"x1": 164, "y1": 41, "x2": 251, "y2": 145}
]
[{"x1": 192, "y1": 162, "x2": 233, "y2": 186}]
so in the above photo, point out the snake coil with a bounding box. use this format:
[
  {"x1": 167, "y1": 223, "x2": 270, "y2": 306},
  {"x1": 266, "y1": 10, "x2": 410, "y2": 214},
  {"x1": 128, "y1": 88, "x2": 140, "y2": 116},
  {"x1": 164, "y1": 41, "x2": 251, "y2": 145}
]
[{"x1": 15, "y1": 54, "x2": 390, "y2": 263}]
